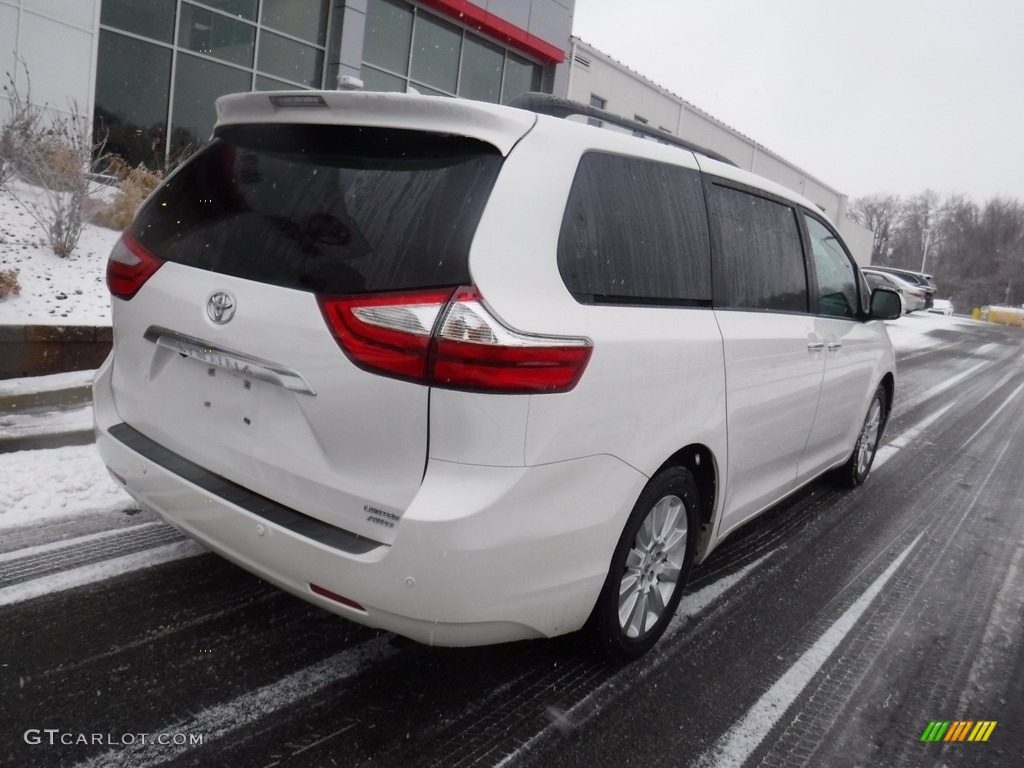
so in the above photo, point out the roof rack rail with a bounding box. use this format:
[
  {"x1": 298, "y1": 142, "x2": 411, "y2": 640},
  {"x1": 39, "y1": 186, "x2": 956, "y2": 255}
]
[{"x1": 508, "y1": 92, "x2": 737, "y2": 167}]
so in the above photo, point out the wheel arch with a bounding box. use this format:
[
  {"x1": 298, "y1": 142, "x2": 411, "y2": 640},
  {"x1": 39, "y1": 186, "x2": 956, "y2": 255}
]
[
  {"x1": 655, "y1": 444, "x2": 718, "y2": 562},
  {"x1": 879, "y1": 371, "x2": 895, "y2": 425}
]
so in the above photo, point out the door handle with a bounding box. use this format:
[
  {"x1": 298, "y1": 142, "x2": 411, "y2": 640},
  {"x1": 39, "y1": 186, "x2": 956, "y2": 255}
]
[
  {"x1": 807, "y1": 342, "x2": 825, "y2": 352},
  {"x1": 827, "y1": 341, "x2": 842, "y2": 352}
]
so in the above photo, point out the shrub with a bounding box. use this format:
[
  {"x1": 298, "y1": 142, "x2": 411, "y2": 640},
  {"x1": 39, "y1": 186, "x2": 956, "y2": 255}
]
[
  {"x1": 0, "y1": 58, "x2": 98, "y2": 258},
  {"x1": 0, "y1": 268, "x2": 21, "y2": 301},
  {"x1": 91, "y1": 163, "x2": 163, "y2": 231}
]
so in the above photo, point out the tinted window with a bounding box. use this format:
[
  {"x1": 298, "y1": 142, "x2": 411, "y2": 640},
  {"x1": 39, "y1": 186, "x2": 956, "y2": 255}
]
[
  {"x1": 557, "y1": 153, "x2": 711, "y2": 305},
  {"x1": 804, "y1": 215, "x2": 860, "y2": 318},
  {"x1": 101, "y1": 0, "x2": 175, "y2": 43},
  {"x1": 132, "y1": 124, "x2": 502, "y2": 294},
  {"x1": 707, "y1": 184, "x2": 808, "y2": 313}
]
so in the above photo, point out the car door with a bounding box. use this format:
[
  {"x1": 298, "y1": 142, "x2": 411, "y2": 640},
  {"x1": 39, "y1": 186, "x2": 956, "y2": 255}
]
[
  {"x1": 706, "y1": 181, "x2": 825, "y2": 537},
  {"x1": 797, "y1": 213, "x2": 887, "y2": 480}
]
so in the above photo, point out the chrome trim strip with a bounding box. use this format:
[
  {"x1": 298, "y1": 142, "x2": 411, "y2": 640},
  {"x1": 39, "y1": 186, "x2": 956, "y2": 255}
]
[{"x1": 143, "y1": 326, "x2": 317, "y2": 396}]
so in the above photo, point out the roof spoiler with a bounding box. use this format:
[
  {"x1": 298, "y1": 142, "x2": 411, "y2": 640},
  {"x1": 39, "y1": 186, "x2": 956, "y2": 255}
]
[{"x1": 508, "y1": 92, "x2": 737, "y2": 167}]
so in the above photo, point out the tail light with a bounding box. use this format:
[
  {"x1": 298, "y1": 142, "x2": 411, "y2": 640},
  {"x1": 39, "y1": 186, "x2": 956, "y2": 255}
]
[
  {"x1": 318, "y1": 287, "x2": 592, "y2": 394},
  {"x1": 107, "y1": 233, "x2": 163, "y2": 300}
]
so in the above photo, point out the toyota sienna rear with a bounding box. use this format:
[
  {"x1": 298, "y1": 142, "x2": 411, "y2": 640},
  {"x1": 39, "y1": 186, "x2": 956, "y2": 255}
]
[{"x1": 95, "y1": 91, "x2": 899, "y2": 662}]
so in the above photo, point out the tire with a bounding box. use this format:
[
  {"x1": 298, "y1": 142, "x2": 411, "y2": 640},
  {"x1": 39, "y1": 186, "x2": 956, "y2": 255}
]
[
  {"x1": 835, "y1": 385, "x2": 886, "y2": 487},
  {"x1": 589, "y1": 466, "x2": 699, "y2": 664}
]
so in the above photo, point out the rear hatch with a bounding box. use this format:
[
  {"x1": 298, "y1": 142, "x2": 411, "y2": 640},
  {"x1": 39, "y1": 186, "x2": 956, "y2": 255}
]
[{"x1": 107, "y1": 93, "x2": 531, "y2": 544}]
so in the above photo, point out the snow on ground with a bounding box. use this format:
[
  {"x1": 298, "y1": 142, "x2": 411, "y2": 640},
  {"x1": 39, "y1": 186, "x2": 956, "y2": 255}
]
[
  {"x1": 0, "y1": 367, "x2": 94, "y2": 396},
  {"x1": 0, "y1": 538, "x2": 206, "y2": 607},
  {"x1": 0, "y1": 404, "x2": 92, "y2": 440},
  {"x1": 0, "y1": 179, "x2": 121, "y2": 326},
  {"x1": 883, "y1": 310, "x2": 976, "y2": 350},
  {"x1": 0, "y1": 444, "x2": 133, "y2": 530}
]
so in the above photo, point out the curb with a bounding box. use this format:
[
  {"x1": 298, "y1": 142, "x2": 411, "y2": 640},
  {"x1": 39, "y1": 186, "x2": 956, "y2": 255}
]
[
  {"x1": 0, "y1": 374, "x2": 95, "y2": 454},
  {"x1": 0, "y1": 325, "x2": 112, "y2": 379}
]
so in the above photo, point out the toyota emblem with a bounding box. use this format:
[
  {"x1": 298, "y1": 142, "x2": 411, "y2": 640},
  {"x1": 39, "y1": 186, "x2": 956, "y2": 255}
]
[{"x1": 207, "y1": 292, "x2": 236, "y2": 324}]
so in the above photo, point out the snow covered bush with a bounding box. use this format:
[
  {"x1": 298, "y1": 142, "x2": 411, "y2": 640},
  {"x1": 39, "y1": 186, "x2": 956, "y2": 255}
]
[
  {"x1": 0, "y1": 68, "x2": 43, "y2": 186},
  {"x1": 0, "y1": 268, "x2": 21, "y2": 301},
  {"x1": 91, "y1": 162, "x2": 163, "y2": 231},
  {"x1": 0, "y1": 60, "x2": 98, "y2": 258}
]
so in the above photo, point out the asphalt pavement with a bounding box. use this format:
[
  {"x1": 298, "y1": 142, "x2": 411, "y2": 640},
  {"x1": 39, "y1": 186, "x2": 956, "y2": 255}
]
[{"x1": 1, "y1": 318, "x2": 1022, "y2": 768}]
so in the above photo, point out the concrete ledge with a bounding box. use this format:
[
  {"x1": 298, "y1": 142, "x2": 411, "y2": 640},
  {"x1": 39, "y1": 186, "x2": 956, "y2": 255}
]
[{"x1": 0, "y1": 325, "x2": 112, "y2": 379}]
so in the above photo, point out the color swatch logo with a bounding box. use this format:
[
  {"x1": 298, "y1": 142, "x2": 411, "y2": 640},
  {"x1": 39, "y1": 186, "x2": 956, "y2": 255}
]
[{"x1": 920, "y1": 721, "x2": 997, "y2": 742}]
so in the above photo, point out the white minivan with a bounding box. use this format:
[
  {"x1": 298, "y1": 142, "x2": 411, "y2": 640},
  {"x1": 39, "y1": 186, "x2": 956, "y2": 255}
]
[{"x1": 94, "y1": 91, "x2": 901, "y2": 662}]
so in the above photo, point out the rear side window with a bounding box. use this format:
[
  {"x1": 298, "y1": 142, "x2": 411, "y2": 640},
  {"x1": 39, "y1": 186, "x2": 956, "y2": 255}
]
[
  {"x1": 131, "y1": 124, "x2": 503, "y2": 294},
  {"x1": 707, "y1": 183, "x2": 808, "y2": 313},
  {"x1": 557, "y1": 152, "x2": 711, "y2": 306}
]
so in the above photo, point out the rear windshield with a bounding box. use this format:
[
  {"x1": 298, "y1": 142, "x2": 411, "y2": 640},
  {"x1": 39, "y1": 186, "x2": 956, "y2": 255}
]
[{"x1": 131, "y1": 124, "x2": 503, "y2": 294}]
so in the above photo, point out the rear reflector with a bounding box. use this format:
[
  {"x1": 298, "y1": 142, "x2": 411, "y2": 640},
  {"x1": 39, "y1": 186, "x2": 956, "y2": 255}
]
[
  {"x1": 107, "y1": 232, "x2": 163, "y2": 300},
  {"x1": 318, "y1": 286, "x2": 591, "y2": 394},
  {"x1": 310, "y1": 583, "x2": 366, "y2": 612}
]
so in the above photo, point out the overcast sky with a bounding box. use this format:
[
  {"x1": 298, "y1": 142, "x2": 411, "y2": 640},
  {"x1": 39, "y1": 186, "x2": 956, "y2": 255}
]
[{"x1": 571, "y1": 0, "x2": 1024, "y2": 203}]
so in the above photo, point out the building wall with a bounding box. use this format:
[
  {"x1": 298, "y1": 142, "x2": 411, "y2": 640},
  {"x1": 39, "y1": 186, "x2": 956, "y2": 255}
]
[
  {"x1": 2, "y1": 2, "x2": 873, "y2": 263},
  {"x1": 564, "y1": 38, "x2": 876, "y2": 264},
  {"x1": 0, "y1": 0, "x2": 100, "y2": 123},
  {"x1": 2, "y1": 0, "x2": 573, "y2": 171}
]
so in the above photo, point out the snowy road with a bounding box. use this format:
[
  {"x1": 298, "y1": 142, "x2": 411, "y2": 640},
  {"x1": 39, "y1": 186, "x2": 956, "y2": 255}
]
[{"x1": 1, "y1": 314, "x2": 1023, "y2": 767}]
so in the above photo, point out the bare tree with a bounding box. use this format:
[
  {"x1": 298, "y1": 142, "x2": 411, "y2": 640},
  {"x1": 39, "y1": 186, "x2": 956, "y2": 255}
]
[
  {"x1": 848, "y1": 194, "x2": 903, "y2": 265},
  {"x1": 853, "y1": 190, "x2": 1024, "y2": 311}
]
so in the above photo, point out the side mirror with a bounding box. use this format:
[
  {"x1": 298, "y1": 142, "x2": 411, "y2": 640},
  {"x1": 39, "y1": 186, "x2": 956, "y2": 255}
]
[{"x1": 869, "y1": 287, "x2": 902, "y2": 320}]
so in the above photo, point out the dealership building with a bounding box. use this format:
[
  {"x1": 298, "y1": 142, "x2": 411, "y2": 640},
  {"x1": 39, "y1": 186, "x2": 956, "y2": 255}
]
[{"x1": 0, "y1": 0, "x2": 872, "y2": 260}]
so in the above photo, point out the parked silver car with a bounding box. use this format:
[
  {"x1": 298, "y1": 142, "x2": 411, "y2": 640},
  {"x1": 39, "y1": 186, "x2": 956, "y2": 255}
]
[{"x1": 862, "y1": 269, "x2": 927, "y2": 313}]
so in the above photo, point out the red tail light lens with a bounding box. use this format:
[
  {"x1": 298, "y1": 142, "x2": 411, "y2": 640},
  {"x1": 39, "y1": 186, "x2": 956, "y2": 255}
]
[
  {"x1": 318, "y1": 287, "x2": 592, "y2": 394},
  {"x1": 318, "y1": 289, "x2": 454, "y2": 381},
  {"x1": 107, "y1": 233, "x2": 163, "y2": 300}
]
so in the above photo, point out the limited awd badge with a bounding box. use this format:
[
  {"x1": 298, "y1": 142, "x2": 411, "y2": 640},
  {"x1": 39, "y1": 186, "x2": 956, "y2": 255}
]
[{"x1": 207, "y1": 291, "x2": 236, "y2": 324}]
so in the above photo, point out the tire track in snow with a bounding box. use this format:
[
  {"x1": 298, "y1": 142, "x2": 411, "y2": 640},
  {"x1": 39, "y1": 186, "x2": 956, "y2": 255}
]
[
  {"x1": 0, "y1": 522, "x2": 182, "y2": 588},
  {"x1": 70, "y1": 634, "x2": 399, "y2": 768},
  {"x1": 696, "y1": 534, "x2": 923, "y2": 768},
  {"x1": 493, "y1": 555, "x2": 772, "y2": 768},
  {"x1": 0, "y1": 539, "x2": 206, "y2": 607}
]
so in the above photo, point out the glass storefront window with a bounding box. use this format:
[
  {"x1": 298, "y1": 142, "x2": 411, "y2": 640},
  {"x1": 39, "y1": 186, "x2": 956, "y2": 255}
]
[
  {"x1": 257, "y1": 30, "x2": 323, "y2": 87},
  {"x1": 171, "y1": 53, "x2": 251, "y2": 160},
  {"x1": 261, "y1": 0, "x2": 328, "y2": 45},
  {"x1": 95, "y1": 30, "x2": 172, "y2": 168},
  {"x1": 195, "y1": 0, "x2": 258, "y2": 21},
  {"x1": 179, "y1": 4, "x2": 255, "y2": 67},
  {"x1": 255, "y1": 75, "x2": 302, "y2": 91},
  {"x1": 502, "y1": 53, "x2": 542, "y2": 104},
  {"x1": 361, "y1": 1, "x2": 547, "y2": 106},
  {"x1": 459, "y1": 35, "x2": 503, "y2": 103},
  {"x1": 410, "y1": 13, "x2": 461, "y2": 94},
  {"x1": 101, "y1": 0, "x2": 176, "y2": 44},
  {"x1": 360, "y1": 66, "x2": 406, "y2": 93},
  {"x1": 363, "y1": 0, "x2": 413, "y2": 76},
  {"x1": 96, "y1": 0, "x2": 330, "y2": 169}
]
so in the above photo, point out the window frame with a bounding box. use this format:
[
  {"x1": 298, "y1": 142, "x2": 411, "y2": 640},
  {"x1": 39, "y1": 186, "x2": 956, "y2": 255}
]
[
  {"x1": 556, "y1": 150, "x2": 713, "y2": 308},
  {"x1": 800, "y1": 211, "x2": 869, "y2": 320},
  {"x1": 704, "y1": 177, "x2": 812, "y2": 316},
  {"x1": 360, "y1": 0, "x2": 545, "y2": 103}
]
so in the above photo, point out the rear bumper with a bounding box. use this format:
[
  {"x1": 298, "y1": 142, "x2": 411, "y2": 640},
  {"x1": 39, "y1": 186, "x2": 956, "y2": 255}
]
[{"x1": 93, "y1": 355, "x2": 646, "y2": 646}]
